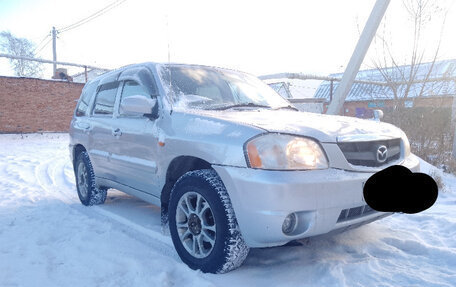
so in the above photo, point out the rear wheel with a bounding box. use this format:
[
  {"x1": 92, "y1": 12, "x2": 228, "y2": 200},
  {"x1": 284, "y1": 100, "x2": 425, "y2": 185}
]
[
  {"x1": 75, "y1": 151, "x2": 107, "y2": 206},
  {"x1": 169, "y1": 169, "x2": 249, "y2": 273}
]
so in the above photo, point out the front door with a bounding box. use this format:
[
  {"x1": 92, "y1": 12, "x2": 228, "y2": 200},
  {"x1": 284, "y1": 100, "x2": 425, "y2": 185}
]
[{"x1": 110, "y1": 80, "x2": 161, "y2": 194}]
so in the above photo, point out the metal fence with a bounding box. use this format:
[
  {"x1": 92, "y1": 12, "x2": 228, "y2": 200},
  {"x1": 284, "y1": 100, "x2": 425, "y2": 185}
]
[{"x1": 0, "y1": 53, "x2": 109, "y2": 83}]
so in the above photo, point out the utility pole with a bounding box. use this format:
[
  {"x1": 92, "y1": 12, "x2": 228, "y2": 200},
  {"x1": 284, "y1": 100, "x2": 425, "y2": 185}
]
[
  {"x1": 52, "y1": 26, "x2": 57, "y2": 76},
  {"x1": 326, "y1": 0, "x2": 390, "y2": 115},
  {"x1": 452, "y1": 80, "x2": 456, "y2": 159}
]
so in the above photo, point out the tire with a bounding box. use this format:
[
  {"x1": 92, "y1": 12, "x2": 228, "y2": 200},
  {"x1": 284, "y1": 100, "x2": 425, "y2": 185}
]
[
  {"x1": 169, "y1": 169, "x2": 249, "y2": 273},
  {"x1": 74, "y1": 151, "x2": 107, "y2": 206}
]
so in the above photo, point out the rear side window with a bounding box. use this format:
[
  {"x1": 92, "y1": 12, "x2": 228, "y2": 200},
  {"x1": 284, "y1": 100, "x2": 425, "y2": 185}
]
[
  {"x1": 93, "y1": 82, "x2": 119, "y2": 115},
  {"x1": 75, "y1": 80, "x2": 98, "y2": 117}
]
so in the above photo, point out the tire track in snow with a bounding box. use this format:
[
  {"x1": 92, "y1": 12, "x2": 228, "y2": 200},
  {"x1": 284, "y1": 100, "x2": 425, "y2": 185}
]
[
  {"x1": 5, "y1": 134, "x2": 456, "y2": 286},
  {"x1": 0, "y1": 134, "x2": 221, "y2": 287},
  {"x1": 0, "y1": 154, "x2": 43, "y2": 205},
  {"x1": 34, "y1": 153, "x2": 177, "y2": 258}
]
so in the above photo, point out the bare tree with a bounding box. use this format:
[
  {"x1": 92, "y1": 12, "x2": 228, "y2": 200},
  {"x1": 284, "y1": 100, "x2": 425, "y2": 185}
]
[
  {"x1": 0, "y1": 31, "x2": 43, "y2": 77},
  {"x1": 369, "y1": 0, "x2": 451, "y2": 107},
  {"x1": 367, "y1": 0, "x2": 455, "y2": 170}
]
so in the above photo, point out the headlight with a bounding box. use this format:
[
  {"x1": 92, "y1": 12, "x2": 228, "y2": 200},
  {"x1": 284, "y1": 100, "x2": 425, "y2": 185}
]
[
  {"x1": 402, "y1": 134, "x2": 411, "y2": 157},
  {"x1": 245, "y1": 134, "x2": 329, "y2": 170}
]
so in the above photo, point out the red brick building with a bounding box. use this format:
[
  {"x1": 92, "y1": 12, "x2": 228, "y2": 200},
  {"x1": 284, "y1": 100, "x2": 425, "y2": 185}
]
[
  {"x1": 314, "y1": 59, "x2": 456, "y2": 118},
  {"x1": 323, "y1": 97, "x2": 453, "y2": 117},
  {"x1": 0, "y1": 76, "x2": 83, "y2": 133}
]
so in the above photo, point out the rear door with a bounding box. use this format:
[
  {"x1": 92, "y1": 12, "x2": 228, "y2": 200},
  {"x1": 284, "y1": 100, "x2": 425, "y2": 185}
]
[
  {"x1": 71, "y1": 80, "x2": 99, "y2": 151},
  {"x1": 88, "y1": 80, "x2": 121, "y2": 181}
]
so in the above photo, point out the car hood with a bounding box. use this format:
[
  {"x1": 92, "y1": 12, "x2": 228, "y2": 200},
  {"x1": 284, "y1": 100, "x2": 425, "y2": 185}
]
[{"x1": 197, "y1": 109, "x2": 404, "y2": 143}]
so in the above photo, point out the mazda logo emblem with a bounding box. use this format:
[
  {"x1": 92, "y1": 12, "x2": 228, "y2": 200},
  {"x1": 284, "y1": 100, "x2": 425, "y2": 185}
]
[{"x1": 376, "y1": 145, "x2": 388, "y2": 163}]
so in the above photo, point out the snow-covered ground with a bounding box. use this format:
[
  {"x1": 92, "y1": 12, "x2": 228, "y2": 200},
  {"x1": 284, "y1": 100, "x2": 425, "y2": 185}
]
[{"x1": 1, "y1": 133, "x2": 455, "y2": 287}]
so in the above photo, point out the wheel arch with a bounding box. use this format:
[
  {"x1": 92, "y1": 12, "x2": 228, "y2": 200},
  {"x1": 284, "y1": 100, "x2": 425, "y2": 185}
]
[{"x1": 161, "y1": 156, "x2": 213, "y2": 223}]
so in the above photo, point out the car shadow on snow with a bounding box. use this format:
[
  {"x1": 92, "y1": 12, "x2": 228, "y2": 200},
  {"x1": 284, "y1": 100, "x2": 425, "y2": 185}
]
[
  {"x1": 93, "y1": 189, "x2": 405, "y2": 277},
  {"x1": 94, "y1": 191, "x2": 455, "y2": 287},
  {"x1": 241, "y1": 223, "x2": 387, "y2": 270},
  {"x1": 100, "y1": 189, "x2": 162, "y2": 231}
]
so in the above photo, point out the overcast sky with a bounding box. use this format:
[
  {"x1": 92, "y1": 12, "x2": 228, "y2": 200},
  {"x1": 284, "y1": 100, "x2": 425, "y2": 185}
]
[{"x1": 0, "y1": 0, "x2": 455, "y2": 78}]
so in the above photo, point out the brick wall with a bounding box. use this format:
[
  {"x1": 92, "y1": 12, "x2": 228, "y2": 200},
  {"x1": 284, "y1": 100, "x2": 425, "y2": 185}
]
[
  {"x1": 323, "y1": 97, "x2": 452, "y2": 117},
  {"x1": 342, "y1": 97, "x2": 452, "y2": 117},
  {"x1": 0, "y1": 76, "x2": 84, "y2": 133}
]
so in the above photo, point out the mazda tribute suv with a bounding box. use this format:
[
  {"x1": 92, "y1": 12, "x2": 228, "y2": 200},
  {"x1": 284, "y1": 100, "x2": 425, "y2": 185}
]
[{"x1": 69, "y1": 62, "x2": 420, "y2": 273}]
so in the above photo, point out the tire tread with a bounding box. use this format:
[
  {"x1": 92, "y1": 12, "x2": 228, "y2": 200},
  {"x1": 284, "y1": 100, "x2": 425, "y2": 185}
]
[
  {"x1": 171, "y1": 169, "x2": 249, "y2": 273},
  {"x1": 76, "y1": 151, "x2": 107, "y2": 206}
]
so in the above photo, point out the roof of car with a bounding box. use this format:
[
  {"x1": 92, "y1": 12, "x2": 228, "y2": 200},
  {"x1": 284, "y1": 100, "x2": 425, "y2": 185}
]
[{"x1": 85, "y1": 62, "x2": 249, "y2": 87}]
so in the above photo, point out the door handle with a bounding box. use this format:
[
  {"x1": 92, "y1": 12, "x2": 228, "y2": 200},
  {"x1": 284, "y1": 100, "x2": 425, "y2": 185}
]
[
  {"x1": 112, "y1": 128, "x2": 122, "y2": 137},
  {"x1": 76, "y1": 122, "x2": 91, "y2": 134},
  {"x1": 77, "y1": 122, "x2": 90, "y2": 130}
]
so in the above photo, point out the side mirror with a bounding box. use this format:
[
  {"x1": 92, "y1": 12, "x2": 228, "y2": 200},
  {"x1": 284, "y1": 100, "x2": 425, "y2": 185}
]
[
  {"x1": 373, "y1": 109, "x2": 384, "y2": 121},
  {"x1": 120, "y1": 95, "x2": 158, "y2": 118}
]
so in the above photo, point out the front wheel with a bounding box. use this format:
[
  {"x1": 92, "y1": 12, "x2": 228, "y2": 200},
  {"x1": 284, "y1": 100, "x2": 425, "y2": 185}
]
[{"x1": 169, "y1": 169, "x2": 249, "y2": 273}]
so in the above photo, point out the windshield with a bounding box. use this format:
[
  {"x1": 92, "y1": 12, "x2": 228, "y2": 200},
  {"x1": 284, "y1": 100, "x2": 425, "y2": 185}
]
[{"x1": 158, "y1": 65, "x2": 291, "y2": 110}]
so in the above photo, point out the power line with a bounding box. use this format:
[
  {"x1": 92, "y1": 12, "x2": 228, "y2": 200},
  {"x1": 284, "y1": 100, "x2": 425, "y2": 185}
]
[
  {"x1": 58, "y1": 0, "x2": 127, "y2": 34},
  {"x1": 49, "y1": 0, "x2": 126, "y2": 75},
  {"x1": 33, "y1": 34, "x2": 51, "y2": 54},
  {"x1": 35, "y1": 37, "x2": 52, "y2": 56},
  {"x1": 59, "y1": 0, "x2": 125, "y2": 32}
]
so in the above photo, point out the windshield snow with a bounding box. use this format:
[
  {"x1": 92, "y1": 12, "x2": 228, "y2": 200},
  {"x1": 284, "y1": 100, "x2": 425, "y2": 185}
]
[{"x1": 158, "y1": 65, "x2": 291, "y2": 110}]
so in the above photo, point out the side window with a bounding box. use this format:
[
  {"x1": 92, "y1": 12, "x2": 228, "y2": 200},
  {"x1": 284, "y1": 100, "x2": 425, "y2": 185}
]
[
  {"x1": 119, "y1": 80, "x2": 151, "y2": 115},
  {"x1": 93, "y1": 82, "x2": 119, "y2": 115},
  {"x1": 121, "y1": 80, "x2": 150, "y2": 99},
  {"x1": 75, "y1": 80, "x2": 98, "y2": 117}
]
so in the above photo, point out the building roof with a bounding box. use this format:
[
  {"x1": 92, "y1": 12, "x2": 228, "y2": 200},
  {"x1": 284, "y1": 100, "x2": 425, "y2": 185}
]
[
  {"x1": 314, "y1": 59, "x2": 456, "y2": 102},
  {"x1": 266, "y1": 79, "x2": 324, "y2": 99},
  {"x1": 72, "y1": 68, "x2": 110, "y2": 83}
]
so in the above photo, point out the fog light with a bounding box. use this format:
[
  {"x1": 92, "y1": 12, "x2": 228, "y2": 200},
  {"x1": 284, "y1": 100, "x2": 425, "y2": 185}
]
[{"x1": 282, "y1": 213, "x2": 297, "y2": 234}]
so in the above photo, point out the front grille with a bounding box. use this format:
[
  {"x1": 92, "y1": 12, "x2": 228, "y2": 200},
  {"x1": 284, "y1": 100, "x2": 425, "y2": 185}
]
[
  {"x1": 337, "y1": 205, "x2": 377, "y2": 223},
  {"x1": 337, "y1": 138, "x2": 401, "y2": 167}
]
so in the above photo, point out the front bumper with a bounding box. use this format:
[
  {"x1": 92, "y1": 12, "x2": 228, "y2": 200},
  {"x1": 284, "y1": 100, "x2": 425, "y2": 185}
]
[{"x1": 213, "y1": 154, "x2": 420, "y2": 248}]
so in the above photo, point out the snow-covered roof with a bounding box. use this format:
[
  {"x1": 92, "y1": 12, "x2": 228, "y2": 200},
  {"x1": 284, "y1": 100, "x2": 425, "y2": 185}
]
[
  {"x1": 72, "y1": 68, "x2": 110, "y2": 83},
  {"x1": 267, "y1": 79, "x2": 324, "y2": 99},
  {"x1": 314, "y1": 59, "x2": 456, "y2": 102}
]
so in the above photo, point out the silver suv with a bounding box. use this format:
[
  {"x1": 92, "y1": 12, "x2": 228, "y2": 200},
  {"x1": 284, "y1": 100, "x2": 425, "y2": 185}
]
[{"x1": 69, "y1": 62, "x2": 420, "y2": 273}]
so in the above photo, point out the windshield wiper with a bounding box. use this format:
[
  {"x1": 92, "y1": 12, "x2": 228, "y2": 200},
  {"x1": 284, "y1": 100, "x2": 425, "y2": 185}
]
[
  {"x1": 211, "y1": 103, "x2": 272, "y2": 110},
  {"x1": 274, "y1": 105, "x2": 299, "y2": 111}
]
